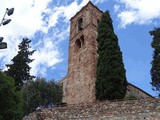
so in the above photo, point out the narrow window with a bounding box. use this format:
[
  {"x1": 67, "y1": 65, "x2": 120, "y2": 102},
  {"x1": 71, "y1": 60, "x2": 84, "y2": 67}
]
[
  {"x1": 75, "y1": 39, "x2": 81, "y2": 52},
  {"x1": 78, "y1": 18, "x2": 83, "y2": 31},
  {"x1": 80, "y1": 35, "x2": 84, "y2": 46}
]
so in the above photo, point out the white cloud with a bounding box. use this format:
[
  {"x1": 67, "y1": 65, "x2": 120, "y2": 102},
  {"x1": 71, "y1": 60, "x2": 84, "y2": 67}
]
[
  {"x1": 0, "y1": 0, "x2": 51, "y2": 37},
  {"x1": 0, "y1": 0, "x2": 60, "y2": 77},
  {"x1": 30, "y1": 37, "x2": 63, "y2": 77},
  {"x1": 48, "y1": 0, "x2": 90, "y2": 28},
  {"x1": 115, "y1": 0, "x2": 160, "y2": 28},
  {"x1": 0, "y1": 0, "x2": 107, "y2": 78},
  {"x1": 0, "y1": 0, "x2": 74, "y2": 78},
  {"x1": 114, "y1": 4, "x2": 120, "y2": 12},
  {"x1": 93, "y1": 0, "x2": 108, "y2": 4}
]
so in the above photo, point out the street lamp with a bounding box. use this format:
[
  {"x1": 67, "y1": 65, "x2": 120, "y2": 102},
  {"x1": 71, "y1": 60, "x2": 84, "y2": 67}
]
[
  {"x1": 0, "y1": 37, "x2": 3, "y2": 42},
  {"x1": 0, "y1": 36, "x2": 7, "y2": 49},
  {"x1": 0, "y1": 8, "x2": 14, "y2": 49},
  {"x1": 0, "y1": 8, "x2": 14, "y2": 26}
]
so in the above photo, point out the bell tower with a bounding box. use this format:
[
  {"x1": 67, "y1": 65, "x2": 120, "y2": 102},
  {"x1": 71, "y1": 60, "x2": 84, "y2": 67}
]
[{"x1": 62, "y1": 1, "x2": 103, "y2": 104}]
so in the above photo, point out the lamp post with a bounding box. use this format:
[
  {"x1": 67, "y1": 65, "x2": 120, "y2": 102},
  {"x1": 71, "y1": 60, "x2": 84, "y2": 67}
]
[{"x1": 0, "y1": 8, "x2": 14, "y2": 49}]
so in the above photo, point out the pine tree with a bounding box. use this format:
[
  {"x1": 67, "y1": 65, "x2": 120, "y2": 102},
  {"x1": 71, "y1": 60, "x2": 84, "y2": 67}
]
[
  {"x1": 6, "y1": 38, "x2": 35, "y2": 90},
  {"x1": 96, "y1": 11, "x2": 128, "y2": 101},
  {"x1": 150, "y1": 28, "x2": 160, "y2": 96}
]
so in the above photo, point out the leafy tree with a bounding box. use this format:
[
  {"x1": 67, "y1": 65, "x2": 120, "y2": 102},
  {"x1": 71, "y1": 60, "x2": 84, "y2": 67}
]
[
  {"x1": 150, "y1": 28, "x2": 160, "y2": 96},
  {"x1": 21, "y1": 78, "x2": 62, "y2": 115},
  {"x1": 0, "y1": 72, "x2": 23, "y2": 120},
  {"x1": 21, "y1": 80, "x2": 41, "y2": 115},
  {"x1": 5, "y1": 38, "x2": 35, "y2": 90},
  {"x1": 96, "y1": 11, "x2": 128, "y2": 101}
]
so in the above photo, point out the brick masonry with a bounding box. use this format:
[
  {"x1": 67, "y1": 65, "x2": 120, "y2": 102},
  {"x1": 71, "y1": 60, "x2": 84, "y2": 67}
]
[{"x1": 23, "y1": 98, "x2": 160, "y2": 120}]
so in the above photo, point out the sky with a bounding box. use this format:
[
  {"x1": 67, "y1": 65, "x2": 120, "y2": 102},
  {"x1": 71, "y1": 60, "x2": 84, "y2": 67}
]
[{"x1": 0, "y1": 0, "x2": 160, "y2": 97}]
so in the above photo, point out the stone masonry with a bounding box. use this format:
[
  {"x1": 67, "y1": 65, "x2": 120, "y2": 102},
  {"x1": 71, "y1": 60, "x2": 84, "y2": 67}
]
[
  {"x1": 62, "y1": 1, "x2": 103, "y2": 104},
  {"x1": 23, "y1": 98, "x2": 160, "y2": 120}
]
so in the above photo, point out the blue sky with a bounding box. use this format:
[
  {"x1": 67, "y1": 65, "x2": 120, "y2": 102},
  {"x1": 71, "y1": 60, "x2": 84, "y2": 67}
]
[{"x1": 0, "y1": 0, "x2": 160, "y2": 96}]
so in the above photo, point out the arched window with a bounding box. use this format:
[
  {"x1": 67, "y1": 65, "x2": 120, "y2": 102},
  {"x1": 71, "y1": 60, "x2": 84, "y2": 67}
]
[
  {"x1": 78, "y1": 18, "x2": 83, "y2": 31},
  {"x1": 75, "y1": 35, "x2": 85, "y2": 53}
]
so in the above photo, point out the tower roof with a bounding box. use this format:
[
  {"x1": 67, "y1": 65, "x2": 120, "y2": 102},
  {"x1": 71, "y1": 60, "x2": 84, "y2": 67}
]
[{"x1": 70, "y1": 1, "x2": 103, "y2": 21}]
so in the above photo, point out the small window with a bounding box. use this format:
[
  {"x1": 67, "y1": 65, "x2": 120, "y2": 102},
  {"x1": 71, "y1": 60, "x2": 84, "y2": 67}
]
[
  {"x1": 78, "y1": 18, "x2": 83, "y2": 31},
  {"x1": 79, "y1": 56, "x2": 82, "y2": 61},
  {"x1": 75, "y1": 35, "x2": 85, "y2": 53},
  {"x1": 75, "y1": 39, "x2": 81, "y2": 50},
  {"x1": 80, "y1": 35, "x2": 84, "y2": 46}
]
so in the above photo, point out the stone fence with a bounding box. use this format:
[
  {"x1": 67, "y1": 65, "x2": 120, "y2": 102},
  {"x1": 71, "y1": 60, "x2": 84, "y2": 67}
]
[{"x1": 23, "y1": 98, "x2": 160, "y2": 120}]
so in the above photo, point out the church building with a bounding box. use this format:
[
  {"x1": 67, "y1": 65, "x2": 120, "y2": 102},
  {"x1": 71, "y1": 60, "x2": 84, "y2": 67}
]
[{"x1": 62, "y1": 1, "x2": 152, "y2": 104}]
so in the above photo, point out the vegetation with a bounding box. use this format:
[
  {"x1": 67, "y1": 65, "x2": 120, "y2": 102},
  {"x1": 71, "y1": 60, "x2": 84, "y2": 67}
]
[
  {"x1": 125, "y1": 95, "x2": 137, "y2": 100},
  {"x1": 5, "y1": 38, "x2": 35, "y2": 90},
  {"x1": 21, "y1": 78, "x2": 62, "y2": 115},
  {"x1": 0, "y1": 37, "x2": 63, "y2": 119},
  {"x1": 150, "y1": 28, "x2": 160, "y2": 97},
  {"x1": 0, "y1": 72, "x2": 23, "y2": 120},
  {"x1": 96, "y1": 11, "x2": 128, "y2": 101}
]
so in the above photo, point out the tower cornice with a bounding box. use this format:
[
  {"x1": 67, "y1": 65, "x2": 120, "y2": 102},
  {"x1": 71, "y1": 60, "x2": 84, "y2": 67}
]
[{"x1": 70, "y1": 1, "x2": 103, "y2": 21}]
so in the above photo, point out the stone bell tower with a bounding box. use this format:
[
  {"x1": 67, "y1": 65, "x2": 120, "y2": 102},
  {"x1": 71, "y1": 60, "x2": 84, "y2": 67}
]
[{"x1": 62, "y1": 1, "x2": 103, "y2": 104}]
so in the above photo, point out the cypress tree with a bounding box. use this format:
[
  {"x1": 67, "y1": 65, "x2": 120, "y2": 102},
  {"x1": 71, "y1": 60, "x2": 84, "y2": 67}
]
[
  {"x1": 6, "y1": 38, "x2": 35, "y2": 90},
  {"x1": 96, "y1": 11, "x2": 127, "y2": 101},
  {"x1": 150, "y1": 28, "x2": 160, "y2": 97}
]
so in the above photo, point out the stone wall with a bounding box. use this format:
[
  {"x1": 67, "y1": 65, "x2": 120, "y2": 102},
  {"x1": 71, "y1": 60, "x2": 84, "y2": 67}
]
[
  {"x1": 23, "y1": 98, "x2": 160, "y2": 120},
  {"x1": 125, "y1": 83, "x2": 153, "y2": 99}
]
